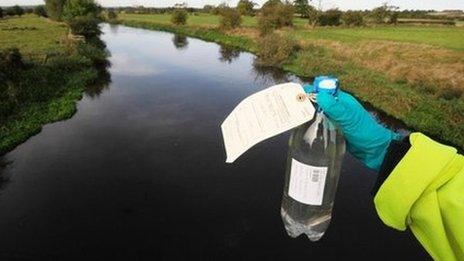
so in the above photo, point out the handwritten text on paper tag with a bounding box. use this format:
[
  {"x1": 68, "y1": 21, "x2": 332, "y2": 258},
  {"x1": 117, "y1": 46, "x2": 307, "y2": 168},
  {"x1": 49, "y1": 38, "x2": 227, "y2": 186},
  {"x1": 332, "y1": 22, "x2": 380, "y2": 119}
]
[{"x1": 221, "y1": 82, "x2": 315, "y2": 163}]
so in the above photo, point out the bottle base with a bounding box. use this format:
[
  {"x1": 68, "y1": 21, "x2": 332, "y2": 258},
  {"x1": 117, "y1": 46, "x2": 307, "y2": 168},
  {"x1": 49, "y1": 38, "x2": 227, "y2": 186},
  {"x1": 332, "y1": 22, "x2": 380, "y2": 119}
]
[{"x1": 281, "y1": 207, "x2": 331, "y2": 242}]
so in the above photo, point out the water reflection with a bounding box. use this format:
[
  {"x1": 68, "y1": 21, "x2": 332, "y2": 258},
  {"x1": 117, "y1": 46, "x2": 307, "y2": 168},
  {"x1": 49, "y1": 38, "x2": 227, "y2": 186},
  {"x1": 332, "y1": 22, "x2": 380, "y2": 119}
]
[
  {"x1": 172, "y1": 34, "x2": 189, "y2": 50},
  {"x1": 84, "y1": 65, "x2": 112, "y2": 98},
  {"x1": 218, "y1": 46, "x2": 241, "y2": 64},
  {"x1": 251, "y1": 62, "x2": 291, "y2": 84},
  {"x1": 109, "y1": 23, "x2": 119, "y2": 34},
  {"x1": 0, "y1": 159, "x2": 12, "y2": 193}
]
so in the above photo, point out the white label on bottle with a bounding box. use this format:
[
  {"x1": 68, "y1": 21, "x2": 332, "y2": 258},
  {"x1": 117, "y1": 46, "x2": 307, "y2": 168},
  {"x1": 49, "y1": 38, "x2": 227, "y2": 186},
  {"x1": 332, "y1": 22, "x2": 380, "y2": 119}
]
[{"x1": 288, "y1": 159, "x2": 327, "y2": 205}]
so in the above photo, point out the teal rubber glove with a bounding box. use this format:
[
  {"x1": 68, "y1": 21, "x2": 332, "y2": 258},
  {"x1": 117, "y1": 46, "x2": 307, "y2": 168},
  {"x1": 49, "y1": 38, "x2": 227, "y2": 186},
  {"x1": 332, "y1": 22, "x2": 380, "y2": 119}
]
[{"x1": 316, "y1": 90, "x2": 402, "y2": 171}]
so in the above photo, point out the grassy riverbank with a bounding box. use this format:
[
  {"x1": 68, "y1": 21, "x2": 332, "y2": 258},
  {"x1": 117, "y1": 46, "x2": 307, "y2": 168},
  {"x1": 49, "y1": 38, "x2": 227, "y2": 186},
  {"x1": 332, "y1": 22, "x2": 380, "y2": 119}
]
[
  {"x1": 118, "y1": 13, "x2": 464, "y2": 149},
  {"x1": 0, "y1": 15, "x2": 101, "y2": 154}
]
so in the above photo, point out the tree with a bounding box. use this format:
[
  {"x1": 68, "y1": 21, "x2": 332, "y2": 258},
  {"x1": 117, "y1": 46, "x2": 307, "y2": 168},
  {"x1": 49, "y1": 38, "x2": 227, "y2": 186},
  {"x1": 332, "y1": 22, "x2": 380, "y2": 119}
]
[
  {"x1": 371, "y1": 3, "x2": 390, "y2": 23},
  {"x1": 203, "y1": 5, "x2": 215, "y2": 13},
  {"x1": 45, "y1": 0, "x2": 66, "y2": 20},
  {"x1": 342, "y1": 10, "x2": 364, "y2": 26},
  {"x1": 0, "y1": 7, "x2": 3, "y2": 19},
  {"x1": 5, "y1": 8, "x2": 16, "y2": 16},
  {"x1": 293, "y1": 0, "x2": 310, "y2": 18},
  {"x1": 34, "y1": 5, "x2": 48, "y2": 17},
  {"x1": 307, "y1": 5, "x2": 319, "y2": 27},
  {"x1": 68, "y1": 16, "x2": 101, "y2": 38},
  {"x1": 262, "y1": 0, "x2": 282, "y2": 9},
  {"x1": 219, "y1": 7, "x2": 242, "y2": 29},
  {"x1": 318, "y1": 8, "x2": 342, "y2": 26},
  {"x1": 171, "y1": 9, "x2": 188, "y2": 25},
  {"x1": 237, "y1": 0, "x2": 256, "y2": 16},
  {"x1": 389, "y1": 11, "x2": 398, "y2": 24},
  {"x1": 213, "y1": 2, "x2": 229, "y2": 15},
  {"x1": 257, "y1": 0, "x2": 294, "y2": 35},
  {"x1": 62, "y1": 0, "x2": 102, "y2": 22},
  {"x1": 371, "y1": 3, "x2": 399, "y2": 24},
  {"x1": 11, "y1": 5, "x2": 25, "y2": 17},
  {"x1": 107, "y1": 10, "x2": 117, "y2": 20}
]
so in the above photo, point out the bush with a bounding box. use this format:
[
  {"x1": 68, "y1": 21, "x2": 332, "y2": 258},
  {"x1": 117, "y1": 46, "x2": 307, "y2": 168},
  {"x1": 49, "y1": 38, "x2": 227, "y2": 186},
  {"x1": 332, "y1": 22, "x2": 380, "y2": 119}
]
[
  {"x1": 12, "y1": 5, "x2": 24, "y2": 17},
  {"x1": 307, "y1": 5, "x2": 319, "y2": 27},
  {"x1": 0, "y1": 48, "x2": 25, "y2": 73},
  {"x1": 5, "y1": 5, "x2": 24, "y2": 17},
  {"x1": 76, "y1": 43, "x2": 109, "y2": 66},
  {"x1": 34, "y1": 5, "x2": 48, "y2": 17},
  {"x1": 237, "y1": 0, "x2": 255, "y2": 16},
  {"x1": 257, "y1": 0, "x2": 294, "y2": 35},
  {"x1": 107, "y1": 10, "x2": 117, "y2": 20},
  {"x1": 438, "y1": 88, "x2": 463, "y2": 100},
  {"x1": 293, "y1": 0, "x2": 310, "y2": 18},
  {"x1": 62, "y1": 0, "x2": 102, "y2": 22},
  {"x1": 256, "y1": 33, "x2": 299, "y2": 67},
  {"x1": 171, "y1": 9, "x2": 188, "y2": 25},
  {"x1": 318, "y1": 9, "x2": 342, "y2": 26},
  {"x1": 342, "y1": 10, "x2": 364, "y2": 26},
  {"x1": 371, "y1": 4, "x2": 388, "y2": 23},
  {"x1": 219, "y1": 7, "x2": 242, "y2": 30},
  {"x1": 213, "y1": 3, "x2": 228, "y2": 15},
  {"x1": 5, "y1": 8, "x2": 15, "y2": 16},
  {"x1": 203, "y1": 5, "x2": 215, "y2": 13},
  {"x1": 389, "y1": 12, "x2": 398, "y2": 24},
  {"x1": 45, "y1": 0, "x2": 66, "y2": 21},
  {"x1": 68, "y1": 16, "x2": 102, "y2": 38}
]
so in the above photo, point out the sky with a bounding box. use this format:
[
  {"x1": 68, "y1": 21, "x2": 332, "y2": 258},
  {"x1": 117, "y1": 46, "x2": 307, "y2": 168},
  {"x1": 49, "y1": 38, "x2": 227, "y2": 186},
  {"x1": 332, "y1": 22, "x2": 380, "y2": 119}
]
[{"x1": 2, "y1": 0, "x2": 464, "y2": 11}]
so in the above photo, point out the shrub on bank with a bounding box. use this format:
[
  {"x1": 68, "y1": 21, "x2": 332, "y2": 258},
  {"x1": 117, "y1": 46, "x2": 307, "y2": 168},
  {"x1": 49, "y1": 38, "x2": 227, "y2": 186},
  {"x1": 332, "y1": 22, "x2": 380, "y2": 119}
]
[
  {"x1": 219, "y1": 7, "x2": 242, "y2": 30},
  {"x1": 107, "y1": 10, "x2": 117, "y2": 21},
  {"x1": 34, "y1": 5, "x2": 48, "y2": 17},
  {"x1": 342, "y1": 10, "x2": 364, "y2": 26},
  {"x1": 256, "y1": 33, "x2": 299, "y2": 67},
  {"x1": 257, "y1": 0, "x2": 294, "y2": 35},
  {"x1": 68, "y1": 16, "x2": 102, "y2": 38},
  {"x1": 62, "y1": 0, "x2": 102, "y2": 22},
  {"x1": 8, "y1": 5, "x2": 25, "y2": 17},
  {"x1": 76, "y1": 42, "x2": 109, "y2": 67},
  {"x1": 171, "y1": 9, "x2": 188, "y2": 25},
  {"x1": 318, "y1": 9, "x2": 342, "y2": 26},
  {"x1": 0, "y1": 48, "x2": 25, "y2": 73},
  {"x1": 237, "y1": 0, "x2": 255, "y2": 16}
]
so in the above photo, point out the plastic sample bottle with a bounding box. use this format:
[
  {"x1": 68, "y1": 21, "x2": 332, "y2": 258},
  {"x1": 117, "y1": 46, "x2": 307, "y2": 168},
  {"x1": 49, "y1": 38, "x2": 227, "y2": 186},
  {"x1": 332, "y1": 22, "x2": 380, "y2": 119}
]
[{"x1": 281, "y1": 76, "x2": 346, "y2": 241}]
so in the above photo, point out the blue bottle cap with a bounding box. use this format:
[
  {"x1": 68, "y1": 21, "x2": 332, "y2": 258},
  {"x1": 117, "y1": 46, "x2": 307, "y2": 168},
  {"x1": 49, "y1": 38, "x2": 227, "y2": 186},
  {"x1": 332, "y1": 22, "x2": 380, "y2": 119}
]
[
  {"x1": 314, "y1": 76, "x2": 339, "y2": 95},
  {"x1": 303, "y1": 76, "x2": 339, "y2": 96}
]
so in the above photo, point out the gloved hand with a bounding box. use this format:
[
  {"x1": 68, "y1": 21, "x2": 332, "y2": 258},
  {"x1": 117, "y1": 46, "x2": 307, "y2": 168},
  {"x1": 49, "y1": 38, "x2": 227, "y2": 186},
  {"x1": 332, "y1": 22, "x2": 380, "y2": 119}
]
[{"x1": 315, "y1": 90, "x2": 402, "y2": 171}]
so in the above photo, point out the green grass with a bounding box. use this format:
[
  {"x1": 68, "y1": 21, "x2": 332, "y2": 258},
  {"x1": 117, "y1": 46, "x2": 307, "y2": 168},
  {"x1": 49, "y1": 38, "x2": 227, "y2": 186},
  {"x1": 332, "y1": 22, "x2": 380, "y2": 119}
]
[
  {"x1": 0, "y1": 15, "x2": 100, "y2": 154},
  {"x1": 289, "y1": 25, "x2": 464, "y2": 51},
  {"x1": 120, "y1": 13, "x2": 464, "y2": 51},
  {"x1": 0, "y1": 15, "x2": 68, "y2": 57},
  {"x1": 117, "y1": 14, "x2": 464, "y2": 150}
]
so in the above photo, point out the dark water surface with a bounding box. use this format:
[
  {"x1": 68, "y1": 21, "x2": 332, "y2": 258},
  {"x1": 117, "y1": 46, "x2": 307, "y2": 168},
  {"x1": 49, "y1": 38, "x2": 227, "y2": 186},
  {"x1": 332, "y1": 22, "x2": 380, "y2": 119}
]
[{"x1": 0, "y1": 25, "x2": 429, "y2": 260}]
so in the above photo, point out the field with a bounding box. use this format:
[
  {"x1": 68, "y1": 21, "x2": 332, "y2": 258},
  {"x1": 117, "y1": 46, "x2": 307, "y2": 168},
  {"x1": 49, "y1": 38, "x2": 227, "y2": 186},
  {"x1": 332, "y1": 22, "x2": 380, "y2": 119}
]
[
  {"x1": 0, "y1": 15, "x2": 100, "y2": 154},
  {"x1": 0, "y1": 15, "x2": 68, "y2": 57},
  {"x1": 119, "y1": 13, "x2": 464, "y2": 50},
  {"x1": 118, "y1": 13, "x2": 464, "y2": 149}
]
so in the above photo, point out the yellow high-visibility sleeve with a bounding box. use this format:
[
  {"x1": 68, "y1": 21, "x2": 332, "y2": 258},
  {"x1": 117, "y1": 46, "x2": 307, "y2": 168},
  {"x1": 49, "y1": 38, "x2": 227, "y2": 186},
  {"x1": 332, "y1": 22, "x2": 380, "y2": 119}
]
[{"x1": 374, "y1": 133, "x2": 464, "y2": 261}]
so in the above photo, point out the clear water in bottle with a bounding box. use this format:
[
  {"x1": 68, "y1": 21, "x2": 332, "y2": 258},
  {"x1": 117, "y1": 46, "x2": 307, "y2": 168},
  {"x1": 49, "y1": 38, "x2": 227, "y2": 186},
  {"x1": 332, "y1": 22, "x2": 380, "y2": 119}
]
[{"x1": 281, "y1": 111, "x2": 346, "y2": 241}]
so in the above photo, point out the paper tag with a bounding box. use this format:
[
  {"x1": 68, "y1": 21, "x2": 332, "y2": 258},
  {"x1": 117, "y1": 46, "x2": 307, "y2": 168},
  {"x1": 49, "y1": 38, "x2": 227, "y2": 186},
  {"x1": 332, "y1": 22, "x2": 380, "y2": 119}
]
[
  {"x1": 221, "y1": 82, "x2": 315, "y2": 163},
  {"x1": 288, "y1": 159, "x2": 327, "y2": 205}
]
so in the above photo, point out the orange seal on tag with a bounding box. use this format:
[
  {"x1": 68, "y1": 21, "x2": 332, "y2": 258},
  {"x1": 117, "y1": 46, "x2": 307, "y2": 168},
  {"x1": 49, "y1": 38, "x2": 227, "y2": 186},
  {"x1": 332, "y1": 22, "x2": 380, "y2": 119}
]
[{"x1": 296, "y1": 93, "x2": 307, "y2": 102}]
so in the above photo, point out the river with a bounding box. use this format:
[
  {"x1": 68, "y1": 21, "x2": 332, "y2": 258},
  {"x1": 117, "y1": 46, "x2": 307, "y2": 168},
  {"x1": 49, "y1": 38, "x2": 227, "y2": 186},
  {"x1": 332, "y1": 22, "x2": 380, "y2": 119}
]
[{"x1": 0, "y1": 24, "x2": 429, "y2": 260}]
